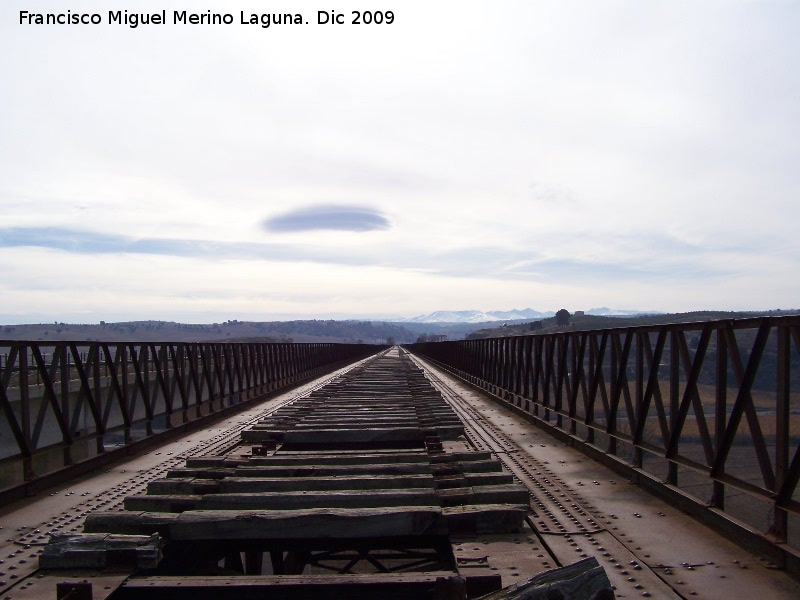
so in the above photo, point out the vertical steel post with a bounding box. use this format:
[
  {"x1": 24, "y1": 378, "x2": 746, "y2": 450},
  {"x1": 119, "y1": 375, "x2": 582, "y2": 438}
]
[
  {"x1": 587, "y1": 336, "x2": 595, "y2": 445},
  {"x1": 712, "y1": 329, "x2": 727, "y2": 509},
  {"x1": 668, "y1": 331, "x2": 679, "y2": 486},
  {"x1": 554, "y1": 336, "x2": 565, "y2": 428},
  {"x1": 609, "y1": 333, "x2": 618, "y2": 455},
  {"x1": 93, "y1": 345, "x2": 103, "y2": 452},
  {"x1": 569, "y1": 335, "x2": 578, "y2": 434},
  {"x1": 121, "y1": 345, "x2": 131, "y2": 445},
  {"x1": 143, "y1": 345, "x2": 154, "y2": 436},
  {"x1": 634, "y1": 332, "x2": 644, "y2": 468},
  {"x1": 60, "y1": 345, "x2": 72, "y2": 466},
  {"x1": 20, "y1": 346, "x2": 33, "y2": 480},
  {"x1": 773, "y1": 325, "x2": 790, "y2": 541},
  {"x1": 60, "y1": 346, "x2": 69, "y2": 427}
]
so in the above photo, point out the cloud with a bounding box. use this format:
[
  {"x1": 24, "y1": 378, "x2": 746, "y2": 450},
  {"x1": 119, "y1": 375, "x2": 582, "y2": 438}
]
[
  {"x1": 262, "y1": 205, "x2": 391, "y2": 233},
  {"x1": 0, "y1": 226, "x2": 736, "y2": 287},
  {"x1": 0, "y1": 226, "x2": 359, "y2": 264}
]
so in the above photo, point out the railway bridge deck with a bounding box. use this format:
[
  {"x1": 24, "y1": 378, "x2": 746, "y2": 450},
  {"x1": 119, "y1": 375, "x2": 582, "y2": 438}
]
[{"x1": 0, "y1": 343, "x2": 798, "y2": 599}]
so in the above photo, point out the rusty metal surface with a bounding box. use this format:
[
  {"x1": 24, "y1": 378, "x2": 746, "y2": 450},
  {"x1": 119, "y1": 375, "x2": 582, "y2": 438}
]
[
  {"x1": 406, "y1": 316, "x2": 800, "y2": 561},
  {"x1": 79, "y1": 351, "x2": 530, "y2": 578},
  {"x1": 5, "y1": 570, "x2": 130, "y2": 599},
  {"x1": 0, "y1": 340, "x2": 382, "y2": 505},
  {"x1": 32, "y1": 348, "x2": 610, "y2": 599},
  {"x1": 0, "y1": 357, "x2": 373, "y2": 599},
  {"x1": 5, "y1": 344, "x2": 799, "y2": 598},
  {"x1": 411, "y1": 351, "x2": 800, "y2": 598}
]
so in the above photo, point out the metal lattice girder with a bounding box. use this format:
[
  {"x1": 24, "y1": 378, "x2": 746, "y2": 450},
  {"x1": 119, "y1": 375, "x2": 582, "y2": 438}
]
[
  {"x1": 406, "y1": 315, "x2": 800, "y2": 545},
  {"x1": 0, "y1": 340, "x2": 382, "y2": 498}
]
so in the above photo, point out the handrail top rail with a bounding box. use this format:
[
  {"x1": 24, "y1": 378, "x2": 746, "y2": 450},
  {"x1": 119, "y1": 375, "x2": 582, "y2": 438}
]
[
  {"x1": 0, "y1": 340, "x2": 386, "y2": 347},
  {"x1": 423, "y1": 314, "x2": 800, "y2": 343}
]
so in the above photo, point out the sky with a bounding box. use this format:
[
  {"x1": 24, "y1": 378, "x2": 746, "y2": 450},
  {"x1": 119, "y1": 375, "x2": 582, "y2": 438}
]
[{"x1": 1, "y1": 1, "x2": 798, "y2": 324}]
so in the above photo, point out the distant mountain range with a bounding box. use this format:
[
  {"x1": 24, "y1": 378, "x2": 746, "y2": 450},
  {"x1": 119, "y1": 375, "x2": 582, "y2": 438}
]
[
  {"x1": 585, "y1": 307, "x2": 660, "y2": 316},
  {"x1": 395, "y1": 308, "x2": 657, "y2": 324},
  {"x1": 396, "y1": 309, "x2": 554, "y2": 324}
]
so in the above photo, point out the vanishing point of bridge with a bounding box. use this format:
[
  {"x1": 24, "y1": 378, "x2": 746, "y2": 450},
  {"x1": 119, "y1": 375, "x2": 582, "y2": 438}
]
[{"x1": 0, "y1": 315, "x2": 799, "y2": 598}]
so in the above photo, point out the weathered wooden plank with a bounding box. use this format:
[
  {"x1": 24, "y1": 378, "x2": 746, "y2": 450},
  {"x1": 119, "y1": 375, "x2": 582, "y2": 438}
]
[
  {"x1": 39, "y1": 533, "x2": 161, "y2": 570},
  {"x1": 84, "y1": 511, "x2": 179, "y2": 535},
  {"x1": 290, "y1": 422, "x2": 424, "y2": 428},
  {"x1": 148, "y1": 478, "x2": 221, "y2": 495},
  {"x1": 242, "y1": 427, "x2": 429, "y2": 443},
  {"x1": 247, "y1": 452, "x2": 430, "y2": 466},
  {"x1": 168, "y1": 507, "x2": 448, "y2": 540},
  {"x1": 431, "y1": 460, "x2": 503, "y2": 475},
  {"x1": 277, "y1": 447, "x2": 429, "y2": 455},
  {"x1": 257, "y1": 412, "x2": 419, "y2": 419},
  {"x1": 234, "y1": 463, "x2": 432, "y2": 477},
  {"x1": 284, "y1": 427, "x2": 426, "y2": 443},
  {"x1": 86, "y1": 507, "x2": 450, "y2": 539},
  {"x1": 430, "y1": 452, "x2": 494, "y2": 463},
  {"x1": 125, "y1": 495, "x2": 201, "y2": 512},
  {"x1": 115, "y1": 573, "x2": 467, "y2": 600},
  {"x1": 199, "y1": 489, "x2": 440, "y2": 510},
  {"x1": 119, "y1": 572, "x2": 460, "y2": 586},
  {"x1": 295, "y1": 409, "x2": 449, "y2": 415},
  {"x1": 114, "y1": 572, "x2": 466, "y2": 600},
  {"x1": 220, "y1": 475, "x2": 435, "y2": 493},
  {"x1": 434, "y1": 473, "x2": 514, "y2": 489},
  {"x1": 437, "y1": 484, "x2": 530, "y2": 507},
  {"x1": 185, "y1": 457, "x2": 248, "y2": 468},
  {"x1": 166, "y1": 468, "x2": 236, "y2": 479},
  {"x1": 292, "y1": 421, "x2": 421, "y2": 429}
]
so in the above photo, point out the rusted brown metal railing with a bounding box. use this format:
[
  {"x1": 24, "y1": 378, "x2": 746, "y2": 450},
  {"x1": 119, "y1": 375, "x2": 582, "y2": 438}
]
[
  {"x1": 0, "y1": 341, "x2": 382, "y2": 500},
  {"x1": 406, "y1": 315, "x2": 800, "y2": 559}
]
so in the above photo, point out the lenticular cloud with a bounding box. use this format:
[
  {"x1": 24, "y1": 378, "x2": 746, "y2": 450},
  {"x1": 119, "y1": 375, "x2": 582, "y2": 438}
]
[{"x1": 263, "y1": 205, "x2": 391, "y2": 233}]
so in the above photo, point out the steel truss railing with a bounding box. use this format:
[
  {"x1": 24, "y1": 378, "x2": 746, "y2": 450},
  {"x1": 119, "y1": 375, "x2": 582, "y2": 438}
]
[
  {"x1": 0, "y1": 340, "x2": 381, "y2": 493},
  {"x1": 407, "y1": 316, "x2": 800, "y2": 555}
]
